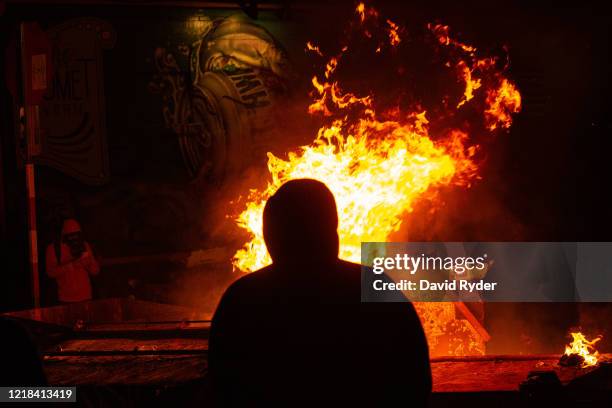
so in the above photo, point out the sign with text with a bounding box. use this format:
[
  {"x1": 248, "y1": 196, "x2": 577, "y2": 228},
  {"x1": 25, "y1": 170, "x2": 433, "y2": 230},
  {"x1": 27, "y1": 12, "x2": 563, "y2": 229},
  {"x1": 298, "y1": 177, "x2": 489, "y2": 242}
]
[{"x1": 361, "y1": 242, "x2": 612, "y2": 302}]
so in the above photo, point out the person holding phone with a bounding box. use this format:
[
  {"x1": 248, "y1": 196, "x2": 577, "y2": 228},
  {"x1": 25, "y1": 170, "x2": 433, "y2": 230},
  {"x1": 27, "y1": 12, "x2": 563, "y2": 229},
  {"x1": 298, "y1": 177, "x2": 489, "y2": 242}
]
[{"x1": 45, "y1": 218, "x2": 100, "y2": 304}]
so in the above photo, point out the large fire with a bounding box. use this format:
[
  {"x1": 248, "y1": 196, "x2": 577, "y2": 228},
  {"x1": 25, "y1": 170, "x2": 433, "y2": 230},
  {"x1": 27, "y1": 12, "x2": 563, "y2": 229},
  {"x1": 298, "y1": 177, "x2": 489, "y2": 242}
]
[
  {"x1": 233, "y1": 115, "x2": 476, "y2": 271},
  {"x1": 231, "y1": 3, "x2": 521, "y2": 355},
  {"x1": 564, "y1": 332, "x2": 602, "y2": 368},
  {"x1": 232, "y1": 2, "x2": 520, "y2": 273}
]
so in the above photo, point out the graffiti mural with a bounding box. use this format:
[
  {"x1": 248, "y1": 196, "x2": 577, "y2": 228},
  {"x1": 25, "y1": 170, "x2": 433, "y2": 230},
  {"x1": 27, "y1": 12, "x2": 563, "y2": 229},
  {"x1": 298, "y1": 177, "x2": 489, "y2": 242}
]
[{"x1": 150, "y1": 14, "x2": 294, "y2": 181}]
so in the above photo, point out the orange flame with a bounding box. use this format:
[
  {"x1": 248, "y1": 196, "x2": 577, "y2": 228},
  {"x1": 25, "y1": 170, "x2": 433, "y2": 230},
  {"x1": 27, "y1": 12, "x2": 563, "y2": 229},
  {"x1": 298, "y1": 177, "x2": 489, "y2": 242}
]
[
  {"x1": 305, "y1": 41, "x2": 323, "y2": 57},
  {"x1": 325, "y1": 57, "x2": 338, "y2": 79},
  {"x1": 356, "y1": 2, "x2": 378, "y2": 23},
  {"x1": 564, "y1": 332, "x2": 602, "y2": 368},
  {"x1": 356, "y1": 2, "x2": 366, "y2": 22},
  {"x1": 429, "y1": 23, "x2": 476, "y2": 54},
  {"x1": 387, "y1": 19, "x2": 401, "y2": 46},
  {"x1": 485, "y1": 78, "x2": 522, "y2": 130},
  {"x1": 457, "y1": 60, "x2": 481, "y2": 108},
  {"x1": 308, "y1": 76, "x2": 372, "y2": 117}
]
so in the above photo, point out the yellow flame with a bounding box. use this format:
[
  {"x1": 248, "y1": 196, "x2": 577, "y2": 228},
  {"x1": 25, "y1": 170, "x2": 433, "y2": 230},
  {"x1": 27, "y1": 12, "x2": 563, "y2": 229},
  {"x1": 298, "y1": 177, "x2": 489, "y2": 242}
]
[
  {"x1": 356, "y1": 2, "x2": 366, "y2": 22},
  {"x1": 564, "y1": 332, "x2": 602, "y2": 368},
  {"x1": 233, "y1": 115, "x2": 478, "y2": 272}
]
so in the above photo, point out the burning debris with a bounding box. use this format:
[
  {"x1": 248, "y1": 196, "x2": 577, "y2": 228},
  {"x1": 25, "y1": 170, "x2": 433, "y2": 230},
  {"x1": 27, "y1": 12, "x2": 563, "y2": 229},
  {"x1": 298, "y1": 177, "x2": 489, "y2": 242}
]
[{"x1": 560, "y1": 332, "x2": 602, "y2": 368}]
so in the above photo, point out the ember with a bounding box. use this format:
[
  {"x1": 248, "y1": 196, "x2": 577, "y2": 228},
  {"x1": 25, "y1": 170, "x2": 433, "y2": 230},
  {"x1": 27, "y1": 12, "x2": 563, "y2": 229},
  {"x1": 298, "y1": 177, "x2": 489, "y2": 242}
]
[{"x1": 560, "y1": 332, "x2": 602, "y2": 368}]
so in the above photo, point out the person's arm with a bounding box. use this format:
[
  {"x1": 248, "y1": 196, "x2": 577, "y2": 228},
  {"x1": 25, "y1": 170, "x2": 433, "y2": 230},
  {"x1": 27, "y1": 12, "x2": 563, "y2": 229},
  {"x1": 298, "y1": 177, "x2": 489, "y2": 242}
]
[
  {"x1": 45, "y1": 244, "x2": 66, "y2": 278},
  {"x1": 81, "y1": 243, "x2": 100, "y2": 276}
]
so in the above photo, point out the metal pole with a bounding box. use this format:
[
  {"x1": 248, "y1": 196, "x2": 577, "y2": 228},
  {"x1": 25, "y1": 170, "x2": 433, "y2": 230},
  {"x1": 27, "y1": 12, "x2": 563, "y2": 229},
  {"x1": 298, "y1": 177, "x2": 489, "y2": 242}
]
[
  {"x1": 20, "y1": 23, "x2": 41, "y2": 308},
  {"x1": 25, "y1": 162, "x2": 39, "y2": 308}
]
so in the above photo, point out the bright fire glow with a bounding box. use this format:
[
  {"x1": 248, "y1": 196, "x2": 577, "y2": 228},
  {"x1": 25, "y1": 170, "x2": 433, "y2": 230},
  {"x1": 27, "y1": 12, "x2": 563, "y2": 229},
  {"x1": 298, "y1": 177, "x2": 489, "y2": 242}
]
[
  {"x1": 233, "y1": 115, "x2": 478, "y2": 272},
  {"x1": 232, "y1": 4, "x2": 521, "y2": 276},
  {"x1": 564, "y1": 332, "x2": 602, "y2": 368},
  {"x1": 485, "y1": 78, "x2": 522, "y2": 130}
]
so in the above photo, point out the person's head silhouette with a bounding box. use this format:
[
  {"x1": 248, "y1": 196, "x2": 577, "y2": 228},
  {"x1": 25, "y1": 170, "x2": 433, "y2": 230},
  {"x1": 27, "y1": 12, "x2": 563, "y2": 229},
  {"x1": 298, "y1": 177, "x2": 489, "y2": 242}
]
[{"x1": 263, "y1": 179, "x2": 339, "y2": 266}]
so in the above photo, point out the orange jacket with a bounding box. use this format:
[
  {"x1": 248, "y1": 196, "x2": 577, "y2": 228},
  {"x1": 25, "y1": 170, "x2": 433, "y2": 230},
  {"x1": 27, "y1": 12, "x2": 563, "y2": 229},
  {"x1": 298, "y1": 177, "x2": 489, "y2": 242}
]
[{"x1": 45, "y1": 242, "x2": 99, "y2": 302}]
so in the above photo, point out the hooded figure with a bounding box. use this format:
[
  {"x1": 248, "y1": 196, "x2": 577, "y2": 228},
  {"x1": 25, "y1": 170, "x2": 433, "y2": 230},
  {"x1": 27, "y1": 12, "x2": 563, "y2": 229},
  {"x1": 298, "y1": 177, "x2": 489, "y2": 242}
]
[
  {"x1": 45, "y1": 219, "x2": 99, "y2": 303},
  {"x1": 209, "y1": 179, "x2": 431, "y2": 407}
]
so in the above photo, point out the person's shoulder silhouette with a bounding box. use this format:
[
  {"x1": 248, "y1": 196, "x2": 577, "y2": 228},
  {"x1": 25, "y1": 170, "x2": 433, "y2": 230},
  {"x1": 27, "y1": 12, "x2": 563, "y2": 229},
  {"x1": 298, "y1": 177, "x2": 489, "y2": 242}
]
[{"x1": 209, "y1": 179, "x2": 431, "y2": 407}]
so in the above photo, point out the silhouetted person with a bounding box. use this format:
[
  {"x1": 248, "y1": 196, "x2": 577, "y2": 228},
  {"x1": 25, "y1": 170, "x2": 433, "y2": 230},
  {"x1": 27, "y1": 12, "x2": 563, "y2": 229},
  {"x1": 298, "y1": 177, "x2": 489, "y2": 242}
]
[
  {"x1": 46, "y1": 219, "x2": 100, "y2": 304},
  {"x1": 0, "y1": 318, "x2": 47, "y2": 386},
  {"x1": 209, "y1": 179, "x2": 431, "y2": 407}
]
